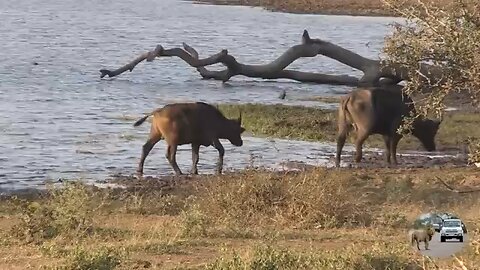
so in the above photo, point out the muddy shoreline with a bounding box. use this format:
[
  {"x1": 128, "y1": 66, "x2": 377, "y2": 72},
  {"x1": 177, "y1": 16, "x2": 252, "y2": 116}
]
[{"x1": 1, "y1": 149, "x2": 468, "y2": 196}]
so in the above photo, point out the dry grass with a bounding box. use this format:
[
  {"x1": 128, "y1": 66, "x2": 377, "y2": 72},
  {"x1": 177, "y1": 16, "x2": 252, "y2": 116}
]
[
  {"x1": 195, "y1": 169, "x2": 373, "y2": 229},
  {"x1": 1, "y1": 167, "x2": 480, "y2": 269}
]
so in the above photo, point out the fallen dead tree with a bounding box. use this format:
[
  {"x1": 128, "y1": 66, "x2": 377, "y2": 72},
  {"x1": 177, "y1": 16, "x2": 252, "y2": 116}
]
[{"x1": 99, "y1": 30, "x2": 443, "y2": 88}]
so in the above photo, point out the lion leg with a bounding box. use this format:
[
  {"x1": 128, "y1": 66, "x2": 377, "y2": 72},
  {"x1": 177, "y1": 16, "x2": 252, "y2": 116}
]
[{"x1": 425, "y1": 239, "x2": 429, "y2": 250}]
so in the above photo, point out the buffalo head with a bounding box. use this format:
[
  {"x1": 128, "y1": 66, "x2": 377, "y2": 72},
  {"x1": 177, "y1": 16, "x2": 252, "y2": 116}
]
[
  {"x1": 226, "y1": 112, "x2": 245, "y2": 146},
  {"x1": 413, "y1": 118, "x2": 441, "y2": 151}
]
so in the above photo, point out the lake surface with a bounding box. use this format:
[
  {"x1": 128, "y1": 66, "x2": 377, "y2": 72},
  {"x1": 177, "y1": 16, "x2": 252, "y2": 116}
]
[{"x1": 0, "y1": 0, "x2": 402, "y2": 190}]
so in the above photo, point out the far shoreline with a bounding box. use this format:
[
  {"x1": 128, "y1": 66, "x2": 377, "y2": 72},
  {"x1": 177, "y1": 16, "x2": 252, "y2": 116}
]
[{"x1": 190, "y1": 0, "x2": 399, "y2": 18}]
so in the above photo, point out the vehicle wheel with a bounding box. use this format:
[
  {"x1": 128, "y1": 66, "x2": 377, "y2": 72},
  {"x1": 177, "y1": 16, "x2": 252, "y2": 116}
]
[
  {"x1": 441, "y1": 236, "x2": 446, "y2": 242},
  {"x1": 459, "y1": 236, "x2": 464, "y2": 242}
]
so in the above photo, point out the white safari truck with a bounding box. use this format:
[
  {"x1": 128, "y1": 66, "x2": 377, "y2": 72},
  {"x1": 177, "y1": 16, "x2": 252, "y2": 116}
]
[{"x1": 440, "y1": 219, "x2": 464, "y2": 242}]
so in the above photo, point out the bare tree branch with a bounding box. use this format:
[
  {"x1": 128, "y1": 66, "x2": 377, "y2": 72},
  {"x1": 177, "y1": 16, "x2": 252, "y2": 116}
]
[
  {"x1": 182, "y1": 42, "x2": 359, "y2": 85},
  {"x1": 99, "y1": 45, "x2": 228, "y2": 78},
  {"x1": 99, "y1": 30, "x2": 444, "y2": 88}
]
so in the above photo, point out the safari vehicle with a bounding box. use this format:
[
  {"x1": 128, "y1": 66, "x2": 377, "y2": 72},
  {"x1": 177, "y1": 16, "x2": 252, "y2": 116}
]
[
  {"x1": 430, "y1": 214, "x2": 444, "y2": 232},
  {"x1": 418, "y1": 213, "x2": 444, "y2": 232},
  {"x1": 440, "y1": 219, "x2": 464, "y2": 242}
]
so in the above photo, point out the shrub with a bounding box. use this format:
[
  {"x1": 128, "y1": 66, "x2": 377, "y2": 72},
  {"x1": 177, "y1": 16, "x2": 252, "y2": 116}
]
[
  {"x1": 12, "y1": 182, "x2": 94, "y2": 243},
  {"x1": 179, "y1": 202, "x2": 211, "y2": 238},
  {"x1": 467, "y1": 137, "x2": 480, "y2": 164},
  {"x1": 383, "y1": 0, "x2": 480, "y2": 117},
  {"x1": 56, "y1": 246, "x2": 123, "y2": 270}
]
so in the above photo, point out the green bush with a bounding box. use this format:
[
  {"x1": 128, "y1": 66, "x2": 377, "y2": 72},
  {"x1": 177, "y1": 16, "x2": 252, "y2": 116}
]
[
  {"x1": 56, "y1": 246, "x2": 123, "y2": 270},
  {"x1": 12, "y1": 182, "x2": 94, "y2": 243}
]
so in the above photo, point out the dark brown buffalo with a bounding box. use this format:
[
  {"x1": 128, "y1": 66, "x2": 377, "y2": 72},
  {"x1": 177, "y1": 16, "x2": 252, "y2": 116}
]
[
  {"x1": 335, "y1": 87, "x2": 441, "y2": 167},
  {"x1": 134, "y1": 102, "x2": 245, "y2": 175}
]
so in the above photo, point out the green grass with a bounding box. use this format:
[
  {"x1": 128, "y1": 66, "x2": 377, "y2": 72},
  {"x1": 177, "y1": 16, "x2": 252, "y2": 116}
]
[
  {"x1": 299, "y1": 96, "x2": 341, "y2": 103},
  {"x1": 218, "y1": 104, "x2": 337, "y2": 142},
  {"x1": 218, "y1": 103, "x2": 480, "y2": 150}
]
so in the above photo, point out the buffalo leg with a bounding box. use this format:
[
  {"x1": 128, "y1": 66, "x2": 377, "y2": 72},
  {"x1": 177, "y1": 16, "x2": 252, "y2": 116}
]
[
  {"x1": 191, "y1": 143, "x2": 200, "y2": 175},
  {"x1": 390, "y1": 135, "x2": 402, "y2": 165},
  {"x1": 354, "y1": 130, "x2": 369, "y2": 163},
  {"x1": 212, "y1": 139, "x2": 225, "y2": 174},
  {"x1": 335, "y1": 131, "x2": 348, "y2": 167},
  {"x1": 382, "y1": 135, "x2": 391, "y2": 164},
  {"x1": 335, "y1": 122, "x2": 351, "y2": 167},
  {"x1": 166, "y1": 144, "x2": 182, "y2": 175},
  {"x1": 137, "y1": 135, "x2": 161, "y2": 175}
]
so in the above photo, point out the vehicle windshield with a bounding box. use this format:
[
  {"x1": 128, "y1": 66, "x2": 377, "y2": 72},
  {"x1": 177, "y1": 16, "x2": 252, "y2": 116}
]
[
  {"x1": 432, "y1": 217, "x2": 442, "y2": 224},
  {"x1": 443, "y1": 221, "x2": 461, "y2": 227}
]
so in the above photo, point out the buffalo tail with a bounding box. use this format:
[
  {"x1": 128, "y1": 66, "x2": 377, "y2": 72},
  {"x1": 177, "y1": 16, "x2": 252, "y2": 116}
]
[{"x1": 133, "y1": 113, "x2": 152, "y2": 127}]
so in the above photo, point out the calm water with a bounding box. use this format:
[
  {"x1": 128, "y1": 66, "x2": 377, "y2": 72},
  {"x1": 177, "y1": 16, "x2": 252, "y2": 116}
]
[{"x1": 0, "y1": 0, "x2": 402, "y2": 190}]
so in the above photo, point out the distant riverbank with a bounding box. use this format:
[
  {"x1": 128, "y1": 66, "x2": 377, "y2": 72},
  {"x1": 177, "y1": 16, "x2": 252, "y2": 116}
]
[
  {"x1": 192, "y1": 0, "x2": 451, "y2": 17},
  {"x1": 191, "y1": 0, "x2": 396, "y2": 17}
]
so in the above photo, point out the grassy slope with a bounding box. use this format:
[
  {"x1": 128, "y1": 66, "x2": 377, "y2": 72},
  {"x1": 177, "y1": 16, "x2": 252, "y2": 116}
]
[
  {"x1": 219, "y1": 103, "x2": 480, "y2": 151},
  {"x1": 1, "y1": 167, "x2": 479, "y2": 269}
]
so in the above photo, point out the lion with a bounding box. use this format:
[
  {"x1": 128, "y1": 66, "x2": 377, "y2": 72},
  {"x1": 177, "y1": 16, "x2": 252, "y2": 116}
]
[{"x1": 410, "y1": 226, "x2": 435, "y2": 250}]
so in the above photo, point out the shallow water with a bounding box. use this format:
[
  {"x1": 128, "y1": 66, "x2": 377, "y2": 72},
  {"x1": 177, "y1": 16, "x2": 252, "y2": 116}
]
[{"x1": 0, "y1": 0, "x2": 405, "y2": 190}]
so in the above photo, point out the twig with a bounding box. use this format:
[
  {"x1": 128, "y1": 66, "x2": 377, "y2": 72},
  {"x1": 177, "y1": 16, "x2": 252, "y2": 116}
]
[
  {"x1": 435, "y1": 176, "x2": 480, "y2": 193},
  {"x1": 454, "y1": 255, "x2": 468, "y2": 270}
]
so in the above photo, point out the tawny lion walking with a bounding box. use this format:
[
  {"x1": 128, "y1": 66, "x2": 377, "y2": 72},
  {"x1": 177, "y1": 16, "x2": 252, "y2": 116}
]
[{"x1": 410, "y1": 227, "x2": 435, "y2": 250}]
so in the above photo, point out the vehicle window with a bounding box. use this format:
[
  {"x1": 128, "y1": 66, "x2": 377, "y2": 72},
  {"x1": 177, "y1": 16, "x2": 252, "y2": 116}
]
[{"x1": 443, "y1": 221, "x2": 461, "y2": 227}]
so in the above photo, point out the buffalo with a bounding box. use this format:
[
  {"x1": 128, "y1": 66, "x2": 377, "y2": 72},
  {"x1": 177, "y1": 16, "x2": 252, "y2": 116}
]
[
  {"x1": 335, "y1": 87, "x2": 441, "y2": 167},
  {"x1": 134, "y1": 102, "x2": 245, "y2": 175}
]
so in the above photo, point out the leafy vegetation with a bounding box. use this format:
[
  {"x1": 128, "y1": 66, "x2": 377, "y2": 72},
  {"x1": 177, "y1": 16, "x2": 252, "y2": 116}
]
[
  {"x1": 383, "y1": 0, "x2": 480, "y2": 168},
  {"x1": 384, "y1": 0, "x2": 480, "y2": 116},
  {"x1": 11, "y1": 182, "x2": 96, "y2": 244},
  {"x1": 54, "y1": 246, "x2": 124, "y2": 270}
]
